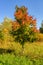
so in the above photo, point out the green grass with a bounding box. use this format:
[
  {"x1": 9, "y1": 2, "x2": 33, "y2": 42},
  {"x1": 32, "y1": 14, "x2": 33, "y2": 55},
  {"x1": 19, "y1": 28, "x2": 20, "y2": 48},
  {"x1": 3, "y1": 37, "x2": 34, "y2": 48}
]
[
  {"x1": 0, "y1": 42, "x2": 43, "y2": 65},
  {"x1": 0, "y1": 53, "x2": 43, "y2": 65}
]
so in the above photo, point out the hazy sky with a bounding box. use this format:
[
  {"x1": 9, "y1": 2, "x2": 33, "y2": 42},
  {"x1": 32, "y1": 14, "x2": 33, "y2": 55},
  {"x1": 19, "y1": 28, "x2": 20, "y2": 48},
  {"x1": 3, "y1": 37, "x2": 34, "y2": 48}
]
[{"x1": 0, "y1": 0, "x2": 43, "y2": 28}]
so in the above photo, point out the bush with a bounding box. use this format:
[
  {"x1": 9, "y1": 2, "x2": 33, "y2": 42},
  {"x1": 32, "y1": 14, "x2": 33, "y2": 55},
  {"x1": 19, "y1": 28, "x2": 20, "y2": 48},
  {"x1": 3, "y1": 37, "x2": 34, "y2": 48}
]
[
  {"x1": 37, "y1": 33, "x2": 43, "y2": 42},
  {"x1": 22, "y1": 42, "x2": 43, "y2": 58},
  {"x1": 0, "y1": 41, "x2": 22, "y2": 55}
]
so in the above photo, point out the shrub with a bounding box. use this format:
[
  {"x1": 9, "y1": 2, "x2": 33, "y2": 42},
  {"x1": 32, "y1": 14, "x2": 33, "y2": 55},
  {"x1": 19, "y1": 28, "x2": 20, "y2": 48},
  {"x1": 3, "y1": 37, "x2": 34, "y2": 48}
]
[
  {"x1": 23, "y1": 42, "x2": 43, "y2": 58},
  {"x1": 37, "y1": 33, "x2": 43, "y2": 42}
]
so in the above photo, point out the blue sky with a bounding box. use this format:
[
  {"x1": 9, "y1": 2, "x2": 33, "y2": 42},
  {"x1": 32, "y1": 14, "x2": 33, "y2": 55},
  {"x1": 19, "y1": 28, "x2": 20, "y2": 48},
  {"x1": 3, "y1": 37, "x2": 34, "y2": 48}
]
[{"x1": 0, "y1": 0, "x2": 43, "y2": 28}]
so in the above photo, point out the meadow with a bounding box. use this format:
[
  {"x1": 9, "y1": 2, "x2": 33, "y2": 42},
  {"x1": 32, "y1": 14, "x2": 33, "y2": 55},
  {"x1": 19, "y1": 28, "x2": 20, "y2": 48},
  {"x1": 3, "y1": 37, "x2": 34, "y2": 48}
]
[
  {"x1": 0, "y1": 53, "x2": 43, "y2": 65},
  {"x1": 0, "y1": 42, "x2": 43, "y2": 65}
]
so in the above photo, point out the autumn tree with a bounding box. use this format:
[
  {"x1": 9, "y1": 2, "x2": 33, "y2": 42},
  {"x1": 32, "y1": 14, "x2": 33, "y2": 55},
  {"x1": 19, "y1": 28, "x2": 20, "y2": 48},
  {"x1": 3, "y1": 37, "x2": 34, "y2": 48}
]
[{"x1": 11, "y1": 6, "x2": 38, "y2": 45}]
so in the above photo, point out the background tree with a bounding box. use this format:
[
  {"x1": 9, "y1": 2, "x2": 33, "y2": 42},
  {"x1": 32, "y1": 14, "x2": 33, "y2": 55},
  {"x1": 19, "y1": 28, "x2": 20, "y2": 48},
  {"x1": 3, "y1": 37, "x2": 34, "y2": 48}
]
[
  {"x1": 40, "y1": 20, "x2": 43, "y2": 33},
  {"x1": 0, "y1": 17, "x2": 14, "y2": 44}
]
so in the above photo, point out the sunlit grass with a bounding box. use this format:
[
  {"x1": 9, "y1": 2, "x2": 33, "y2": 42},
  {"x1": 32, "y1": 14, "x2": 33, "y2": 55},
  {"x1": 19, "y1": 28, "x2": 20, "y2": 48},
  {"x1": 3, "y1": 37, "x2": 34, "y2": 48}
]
[
  {"x1": 0, "y1": 54, "x2": 43, "y2": 65},
  {"x1": 0, "y1": 42, "x2": 43, "y2": 65}
]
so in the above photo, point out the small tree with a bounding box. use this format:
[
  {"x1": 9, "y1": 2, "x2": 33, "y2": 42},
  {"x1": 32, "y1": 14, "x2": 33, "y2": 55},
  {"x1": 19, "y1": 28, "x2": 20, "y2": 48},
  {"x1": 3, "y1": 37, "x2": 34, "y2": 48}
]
[{"x1": 11, "y1": 6, "x2": 38, "y2": 46}]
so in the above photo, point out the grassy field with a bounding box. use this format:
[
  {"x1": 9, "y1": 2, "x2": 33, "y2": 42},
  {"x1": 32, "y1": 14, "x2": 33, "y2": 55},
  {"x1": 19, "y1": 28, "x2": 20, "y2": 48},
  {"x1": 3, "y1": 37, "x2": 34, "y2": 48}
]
[
  {"x1": 0, "y1": 53, "x2": 43, "y2": 65},
  {"x1": 0, "y1": 42, "x2": 43, "y2": 65}
]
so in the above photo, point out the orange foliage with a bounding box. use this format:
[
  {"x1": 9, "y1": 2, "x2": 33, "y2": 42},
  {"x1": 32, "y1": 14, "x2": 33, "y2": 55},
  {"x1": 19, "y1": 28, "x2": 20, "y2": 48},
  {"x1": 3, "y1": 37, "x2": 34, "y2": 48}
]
[
  {"x1": 12, "y1": 21, "x2": 20, "y2": 30},
  {"x1": 14, "y1": 6, "x2": 36, "y2": 26},
  {"x1": 22, "y1": 20, "x2": 25, "y2": 25},
  {"x1": 32, "y1": 26, "x2": 40, "y2": 33},
  {"x1": 14, "y1": 9, "x2": 23, "y2": 19},
  {"x1": 31, "y1": 19, "x2": 36, "y2": 26},
  {"x1": 14, "y1": 6, "x2": 38, "y2": 33}
]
